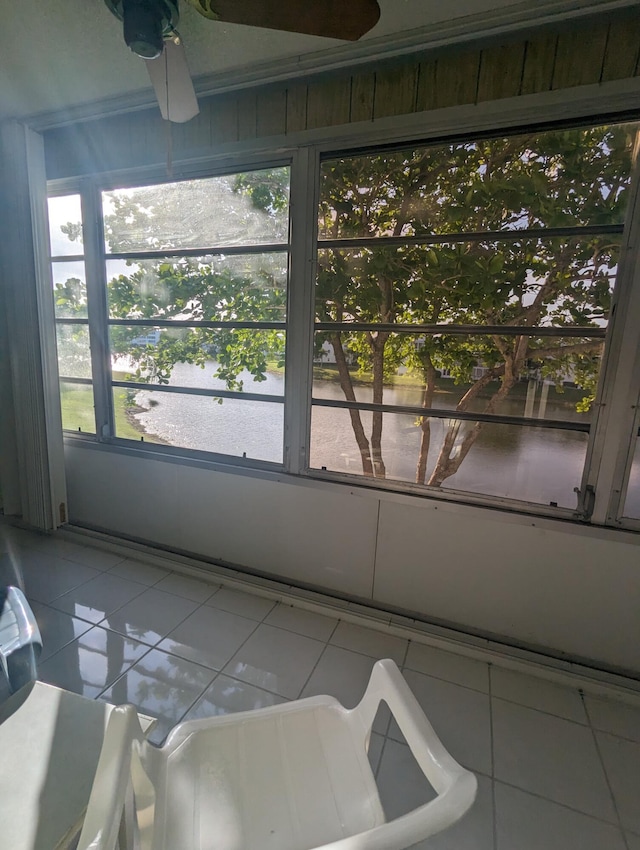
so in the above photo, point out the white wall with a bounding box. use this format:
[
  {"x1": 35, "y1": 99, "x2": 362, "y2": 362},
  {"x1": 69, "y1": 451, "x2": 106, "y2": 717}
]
[{"x1": 65, "y1": 443, "x2": 640, "y2": 675}]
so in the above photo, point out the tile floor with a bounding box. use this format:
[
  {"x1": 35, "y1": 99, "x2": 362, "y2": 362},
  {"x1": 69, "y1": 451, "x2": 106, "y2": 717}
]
[{"x1": 1, "y1": 522, "x2": 640, "y2": 850}]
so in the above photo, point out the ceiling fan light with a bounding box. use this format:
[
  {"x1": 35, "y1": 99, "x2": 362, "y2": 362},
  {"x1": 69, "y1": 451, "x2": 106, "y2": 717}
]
[{"x1": 122, "y1": 0, "x2": 165, "y2": 58}]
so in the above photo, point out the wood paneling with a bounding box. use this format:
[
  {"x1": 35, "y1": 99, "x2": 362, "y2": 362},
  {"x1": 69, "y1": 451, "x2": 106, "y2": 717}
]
[
  {"x1": 601, "y1": 18, "x2": 640, "y2": 82},
  {"x1": 434, "y1": 50, "x2": 481, "y2": 109},
  {"x1": 210, "y1": 95, "x2": 239, "y2": 146},
  {"x1": 373, "y1": 64, "x2": 418, "y2": 118},
  {"x1": 44, "y1": 16, "x2": 630, "y2": 180},
  {"x1": 521, "y1": 33, "x2": 558, "y2": 95},
  {"x1": 237, "y1": 90, "x2": 258, "y2": 140},
  {"x1": 256, "y1": 88, "x2": 287, "y2": 137},
  {"x1": 415, "y1": 60, "x2": 438, "y2": 112},
  {"x1": 477, "y1": 43, "x2": 526, "y2": 102},
  {"x1": 552, "y1": 24, "x2": 607, "y2": 89},
  {"x1": 307, "y1": 77, "x2": 351, "y2": 129},
  {"x1": 286, "y1": 83, "x2": 308, "y2": 133},
  {"x1": 350, "y1": 72, "x2": 375, "y2": 122}
]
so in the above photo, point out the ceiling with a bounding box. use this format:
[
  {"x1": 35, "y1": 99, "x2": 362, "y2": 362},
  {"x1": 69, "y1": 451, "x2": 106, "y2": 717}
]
[{"x1": 0, "y1": 0, "x2": 634, "y2": 124}]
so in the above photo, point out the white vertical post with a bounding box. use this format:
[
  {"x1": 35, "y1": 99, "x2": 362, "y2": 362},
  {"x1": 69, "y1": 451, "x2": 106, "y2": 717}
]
[
  {"x1": 82, "y1": 182, "x2": 115, "y2": 439},
  {"x1": 284, "y1": 146, "x2": 320, "y2": 474},
  {"x1": 588, "y1": 140, "x2": 640, "y2": 525},
  {"x1": 0, "y1": 121, "x2": 67, "y2": 529}
]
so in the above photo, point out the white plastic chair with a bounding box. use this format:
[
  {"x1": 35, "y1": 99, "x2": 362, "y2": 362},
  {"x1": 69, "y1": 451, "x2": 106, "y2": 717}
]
[{"x1": 77, "y1": 658, "x2": 477, "y2": 850}]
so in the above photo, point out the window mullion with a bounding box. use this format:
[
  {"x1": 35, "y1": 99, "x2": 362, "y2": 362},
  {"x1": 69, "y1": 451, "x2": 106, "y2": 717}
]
[
  {"x1": 81, "y1": 181, "x2": 114, "y2": 439},
  {"x1": 587, "y1": 149, "x2": 640, "y2": 525},
  {"x1": 284, "y1": 147, "x2": 319, "y2": 475}
]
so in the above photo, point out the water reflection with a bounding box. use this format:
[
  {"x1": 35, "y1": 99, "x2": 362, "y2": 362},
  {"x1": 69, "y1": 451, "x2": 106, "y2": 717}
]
[
  {"x1": 101, "y1": 649, "x2": 215, "y2": 744},
  {"x1": 128, "y1": 361, "x2": 589, "y2": 508}
]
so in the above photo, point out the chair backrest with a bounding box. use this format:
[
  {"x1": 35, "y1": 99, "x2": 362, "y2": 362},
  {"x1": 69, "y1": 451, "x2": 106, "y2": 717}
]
[{"x1": 76, "y1": 658, "x2": 477, "y2": 850}]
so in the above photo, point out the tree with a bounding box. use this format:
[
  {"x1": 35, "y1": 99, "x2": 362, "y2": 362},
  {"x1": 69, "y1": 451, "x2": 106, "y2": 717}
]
[
  {"x1": 54, "y1": 125, "x2": 637, "y2": 491},
  {"x1": 57, "y1": 169, "x2": 289, "y2": 391},
  {"x1": 316, "y1": 124, "x2": 635, "y2": 486}
]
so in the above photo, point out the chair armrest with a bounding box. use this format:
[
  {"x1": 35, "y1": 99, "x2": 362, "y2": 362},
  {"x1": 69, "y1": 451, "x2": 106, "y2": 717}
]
[
  {"x1": 0, "y1": 587, "x2": 42, "y2": 691},
  {"x1": 76, "y1": 704, "x2": 146, "y2": 850},
  {"x1": 352, "y1": 658, "x2": 472, "y2": 795},
  {"x1": 315, "y1": 774, "x2": 477, "y2": 850},
  {"x1": 345, "y1": 658, "x2": 477, "y2": 847}
]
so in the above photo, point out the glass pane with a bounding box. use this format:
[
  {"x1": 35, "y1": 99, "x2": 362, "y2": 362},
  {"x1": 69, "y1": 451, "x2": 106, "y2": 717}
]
[
  {"x1": 52, "y1": 261, "x2": 87, "y2": 318},
  {"x1": 622, "y1": 437, "x2": 640, "y2": 518},
  {"x1": 114, "y1": 390, "x2": 283, "y2": 462},
  {"x1": 310, "y1": 407, "x2": 586, "y2": 508},
  {"x1": 319, "y1": 123, "x2": 638, "y2": 238},
  {"x1": 111, "y1": 386, "x2": 165, "y2": 443},
  {"x1": 48, "y1": 195, "x2": 83, "y2": 256},
  {"x1": 56, "y1": 324, "x2": 92, "y2": 379},
  {"x1": 110, "y1": 326, "x2": 285, "y2": 395},
  {"x1": 106, "y1": 253, "x2": 288, "y2": 322},
  {"x1": 60, "y1": 381, "x2": 95, "y2": 433},
  {"x1": 316, "y1": 237, "x2": 619, "y2": 326},
  {"x1": 312, "y1": 331, "x2": 600, "y2": 424},
  {"x1": 103, "y1": 167, "x2": 290, "y2": 253}
]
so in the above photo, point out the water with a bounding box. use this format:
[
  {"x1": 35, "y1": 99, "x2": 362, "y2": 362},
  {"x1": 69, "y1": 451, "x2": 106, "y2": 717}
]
[{"x1": 131, "y1": 360, "x2": 590, "y2": 509}]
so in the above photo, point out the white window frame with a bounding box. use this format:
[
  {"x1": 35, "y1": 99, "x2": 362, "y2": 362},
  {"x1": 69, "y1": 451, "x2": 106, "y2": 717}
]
[{"x1": 45, "y1": 77, "x2": 640, "y2": 530}]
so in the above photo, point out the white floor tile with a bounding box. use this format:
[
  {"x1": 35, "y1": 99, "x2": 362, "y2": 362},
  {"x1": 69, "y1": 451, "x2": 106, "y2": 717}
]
[
  {"x1": 206, "y1": 586, "x2": 276, "y2": 621},
  {"x1": 28, "y1": 536, "x2": 92, "y2": 563},
  {"x1": 100, "y1": 648, "x2": 215, "y2": 745},
  {"x1": 412, "y1": 774, "x2": 494, "y2": 850},
  {"x1": 329, "y1": 620, "x2": 408, "y2": 665},
  {"x1": 61, "y1": 544, "x2": 128, "y2": 571},
  {"x1": 101, "y1": 588, "x2": 199, "y2": 646},
  {"x1": 376, "y1": 738, "x2": 437, "y2": 820},
  {"x1": 38, "y1": 626, "x2": 149, "y2": 698},
  {"x1": 492, "y1": 698, "x2": 617, "y2": 822},
  {"x1": 109, "y1": 558, "x2": 170, "y2": 586},
  {"x1": 263, "y1": 603, "x2": 338, "y2": 641},
  {"x1": 182, "y1": 674, "x2": 288, "y2": 722},
  {"x1": 154, "y1": 572, "x2": 219, "y2": 603},
  {"x1": 301, "y1": 644, "x2": 381, "y2": 706},
  {"x1": 223, "y1": 623, "x2": 325, "y2": 698},
  {"x1": 300, "y1": 645, "x2": 390, "y2": 735},
  {"x1": 494, "y1": 781, "x2": 627, "y2": 850},
  {"x1": 388, "y1": 670, "x2": 492, "y2": 776},
  {"x1": 490, "y1": 667, "x2": 587, "y2": 723},
  {"x1": 625, "y1": 832, "x2": 640, "y2": 850},
  {"x1": 50, "y1": 572, "x2": 147, "y2": 624},
  {"x1": 30, "y1": 601, "x2": 93, "y2": 661},
  {"x1": 404, "y1": 642, "x2": 489, "y2": 693},
  {"x1": 595, "y1": 731, "x2": 640, "y2": 834},
  {"x1": 584, "y1": 694, "x2": 640, "y2": 743},
  {"x1": 158, "y1": 606, "x2": 258, "y2": 670},
  {"x1": 20, "y1": 557, "x2": 99, "y2": 603}
]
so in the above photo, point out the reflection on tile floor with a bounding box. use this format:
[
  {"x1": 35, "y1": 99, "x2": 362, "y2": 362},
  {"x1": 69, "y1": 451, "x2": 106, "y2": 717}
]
[{"x1": 3, "y1": 523, "x2": 640, "y2": 850}]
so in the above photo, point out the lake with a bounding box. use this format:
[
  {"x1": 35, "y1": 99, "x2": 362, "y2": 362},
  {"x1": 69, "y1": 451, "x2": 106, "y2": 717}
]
[{"x1": 125, "y1": 360, "x2": 610, "y2": 511}]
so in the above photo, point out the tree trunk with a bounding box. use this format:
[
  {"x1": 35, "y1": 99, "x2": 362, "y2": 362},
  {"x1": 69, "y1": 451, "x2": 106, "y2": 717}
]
[
  {"x1": 370, "y1": 332, "x2": 389, "y2": 478},
  {"x1": 415, "y1": 358, "x2": 438, "y2": 484},
  {"x1": 330, "y1": 333, "x2": 374, "y2": 476},
  {"x1": 427, "y1": 352, "x2": 521, "y2": 487}
]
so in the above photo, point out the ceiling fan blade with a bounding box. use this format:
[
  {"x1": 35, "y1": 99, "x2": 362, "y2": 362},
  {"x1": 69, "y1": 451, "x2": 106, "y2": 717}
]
[
  {"x1": 145, "y1": 39, "x2": 200, "y2": 123},
  {"x1": 185, "y1": 0, "x2": 381, "y2": 41}
]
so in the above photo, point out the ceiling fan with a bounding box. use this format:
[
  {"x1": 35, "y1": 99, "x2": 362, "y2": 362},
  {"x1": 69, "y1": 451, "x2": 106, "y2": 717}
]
[{"x1": 105, "y1": 0, "x2": 382, "y2": 124}]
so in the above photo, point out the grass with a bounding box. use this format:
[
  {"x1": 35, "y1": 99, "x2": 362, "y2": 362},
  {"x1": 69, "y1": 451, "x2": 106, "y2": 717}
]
[{"x1": 60, "y1": 378, "x2": 159, "y2": 441}]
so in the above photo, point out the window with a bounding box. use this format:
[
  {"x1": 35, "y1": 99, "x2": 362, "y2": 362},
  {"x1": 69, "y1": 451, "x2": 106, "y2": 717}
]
[
  {"x1": 311, "y1": 124, "x2": 638, "y2": 510},
  {"x1": 50, "y1": 167, "x2": 291, "y2": 464},
  {"x1": 621, "y1": 418, "x2": 640, "y2": 521},
  {"x1": 47, "y1": 119, "x2": 640, "y2": 525},
  {"x1": 48, "y1": 194, "x2": 96, "y2": 434}
]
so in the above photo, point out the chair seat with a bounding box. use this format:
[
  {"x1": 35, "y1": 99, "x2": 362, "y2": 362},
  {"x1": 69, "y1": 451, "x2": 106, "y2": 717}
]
[
  {"x1": 77, "y1": 659, "x2": 477, "y2": 850},
  {"x1": 154, "y1": 696, "x2": 386, "y2": 850}
]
